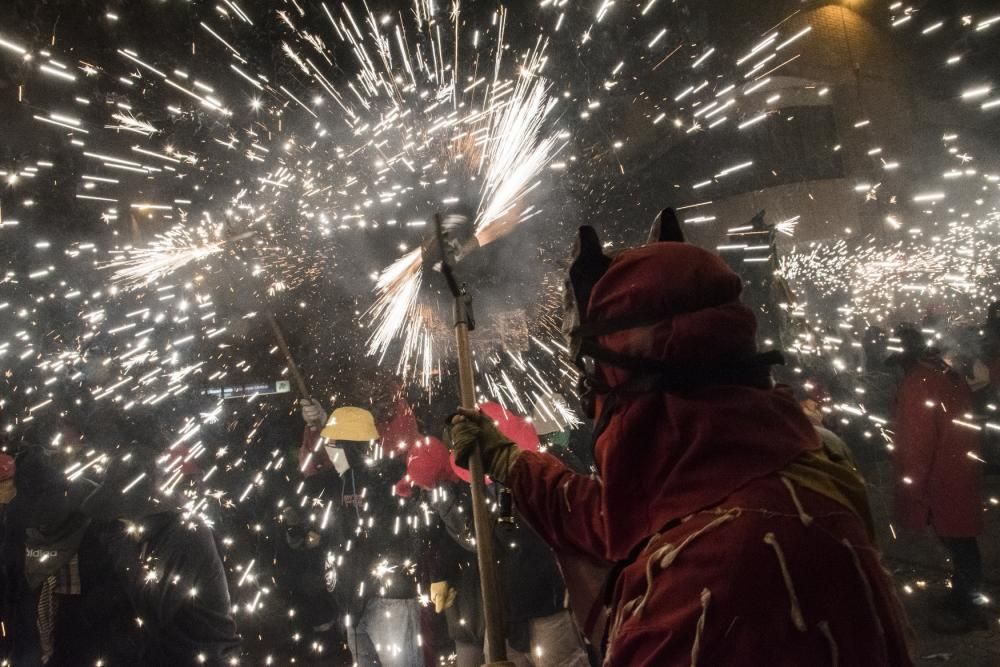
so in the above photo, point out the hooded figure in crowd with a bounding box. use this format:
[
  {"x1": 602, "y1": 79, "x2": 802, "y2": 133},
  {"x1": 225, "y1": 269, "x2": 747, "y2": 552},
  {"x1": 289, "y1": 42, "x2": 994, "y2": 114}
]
[
  {"x1": 270, "y1": 504, "x2": 345, "y2": 663},
  {"x1": 446, "y1": 211, "x2": 913, "y2": 666},
  {"x1": 889, "y1": 324, "x2": 986, "y2": 633},
  {"x1": 0, "y1": 442, "x2": 129, "y2": 667},
  {"x1": 984, "y1": 301, "x2": 1000, "y2": 387},
  {"x1": 80, "y1": 444, "x2": 241, "y2": 666},
  {"x1": 0, "y1": 409, "x2": 240, "y2": 666}
]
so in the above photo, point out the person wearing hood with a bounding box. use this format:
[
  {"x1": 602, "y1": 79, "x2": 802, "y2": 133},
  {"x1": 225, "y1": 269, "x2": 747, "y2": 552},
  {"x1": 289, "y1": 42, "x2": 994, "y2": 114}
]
[
  {"x1": 889, "y1": 324, "x2": 986, "y2": 633},
  {"x1": 270, "y1": 504, "x2": 347, "y2": 664},
  {"x1": 297, "y1": 401, "x2": 424, "y2": 667},
  {"x1": 984, "y1": 301, "x2": 1000, "y2": 388},
  {"x1": 80, "y1": 445, "x2": 241, "y2": 666},
  {"x1": 446, "y1": 212, "x2": 913, "y2": 666},
  {"x1": 0, "y1": 441, "x2": 140, "y2": 667}
]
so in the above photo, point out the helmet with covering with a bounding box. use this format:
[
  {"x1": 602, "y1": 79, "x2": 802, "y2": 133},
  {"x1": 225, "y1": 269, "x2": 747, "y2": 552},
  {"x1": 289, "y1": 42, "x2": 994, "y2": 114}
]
[{"x1": 321, "y1": 406, "x2": 380, "y2": 442}]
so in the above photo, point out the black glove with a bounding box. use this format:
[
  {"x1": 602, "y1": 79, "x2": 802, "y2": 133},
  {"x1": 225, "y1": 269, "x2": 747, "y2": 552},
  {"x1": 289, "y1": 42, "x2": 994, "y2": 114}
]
[{"x1": 445, "y1": 408, "x2": 521, "y2": 483}]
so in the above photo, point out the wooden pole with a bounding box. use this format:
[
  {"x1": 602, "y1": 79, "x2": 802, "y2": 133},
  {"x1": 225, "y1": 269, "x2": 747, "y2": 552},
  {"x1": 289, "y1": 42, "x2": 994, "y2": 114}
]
[
  {"x1": 264, "y1": 310, "x2": 310, "y2": 399},
  {"x1": 454, "y1": 300, "x2": 509, "y2": 665},
  {"x1": 435, "y1": 214, "x2": 510, "y2": 666}
]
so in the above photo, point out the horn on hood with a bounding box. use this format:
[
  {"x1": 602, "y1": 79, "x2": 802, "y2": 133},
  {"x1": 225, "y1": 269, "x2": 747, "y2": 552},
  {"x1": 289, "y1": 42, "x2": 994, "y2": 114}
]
[
  {"x1": 568, "y1": 226, "x2": 613, "y2": 318},
  {"x1": 648, "y1": 207, "x2": 685, "y2": 244}
]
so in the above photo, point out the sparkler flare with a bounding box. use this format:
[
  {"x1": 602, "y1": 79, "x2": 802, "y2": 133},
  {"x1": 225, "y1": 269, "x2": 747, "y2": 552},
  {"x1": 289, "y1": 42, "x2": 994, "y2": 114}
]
[{"x1": 102, "y1": 227, "x2": 226, "y2": 289}]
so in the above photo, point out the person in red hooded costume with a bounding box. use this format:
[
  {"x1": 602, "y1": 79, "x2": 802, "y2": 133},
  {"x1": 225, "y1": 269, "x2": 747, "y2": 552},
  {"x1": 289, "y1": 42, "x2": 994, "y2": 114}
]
[
  {"x1": 446, "y1": 211, "x2": 913, "y2": 666},
  {"x1": 889, "y1": 324, "x2": 986, "y2": 633},
  {"x1": 985, "y1": 301, "x2": 1000, "y2": 404}
]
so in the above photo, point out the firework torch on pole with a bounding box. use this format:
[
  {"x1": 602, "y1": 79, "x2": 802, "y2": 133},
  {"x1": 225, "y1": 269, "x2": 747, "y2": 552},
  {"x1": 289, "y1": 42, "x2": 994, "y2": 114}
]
[
  {"x1": 225, "y1": 228, "x2": 315, "y2": 407},
  {"x1": 433, "y1": 213, "x2": 512, "y2": 666},
  {"x1": 263, "y1": 310, "x2": 310, "y2": 400}
]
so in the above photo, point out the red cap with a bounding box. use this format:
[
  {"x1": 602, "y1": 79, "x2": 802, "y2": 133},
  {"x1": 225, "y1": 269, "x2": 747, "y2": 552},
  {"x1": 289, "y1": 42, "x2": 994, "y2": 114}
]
[{"x1": 0, "y1": 454, "x2": 15, "y2": 481}]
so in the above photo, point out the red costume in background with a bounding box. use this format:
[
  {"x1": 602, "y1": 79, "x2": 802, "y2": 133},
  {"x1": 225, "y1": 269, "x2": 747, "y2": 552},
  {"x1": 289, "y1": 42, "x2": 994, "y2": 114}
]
[
  {"x1": 893, "y1": 359, "x2": 982, "y2": 538},
  {"x1": 507, "y1": 243, "x2": 913, "y2": 666}
]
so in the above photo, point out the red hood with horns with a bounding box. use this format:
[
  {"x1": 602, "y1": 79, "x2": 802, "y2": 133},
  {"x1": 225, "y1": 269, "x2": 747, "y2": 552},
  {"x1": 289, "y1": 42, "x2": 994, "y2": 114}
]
[
  {"x1": 558, "y1": 242, "x2": 818, "y2": 560},
  {"x1": 507, "y1": 239, "x2": 910, "y2": 663}
]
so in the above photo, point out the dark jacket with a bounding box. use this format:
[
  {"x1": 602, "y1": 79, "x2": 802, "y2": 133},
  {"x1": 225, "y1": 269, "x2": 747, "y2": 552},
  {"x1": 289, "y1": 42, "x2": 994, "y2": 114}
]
[
  {"x1": 9, "y1": 458, "x2": 140, "y2": 667},
  {"x1": 47, "y1": 522, "x2": 142, "y2": 666},
  {"x1": 273, "y1": 523, "x2": 337, "y2": 629},
  {"x1": 4, "y1": 447, "x2": 90, "y2": 665},
  {"x1": 0, "y1": 492, "x2": 38, "y2": 664},
  {"x1": 430, "y1": 483, "x2": 566, "y2": 651},
  {"x1": 299, "y1": 432, "x2": 423, "y2": 620},
  {"x1": 101, "y1": 512, "x2": 241, "y2": 666}
]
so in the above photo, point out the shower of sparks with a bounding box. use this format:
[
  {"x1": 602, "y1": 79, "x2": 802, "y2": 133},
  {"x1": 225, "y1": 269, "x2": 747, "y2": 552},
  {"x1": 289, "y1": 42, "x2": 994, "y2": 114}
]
[
  {"x1": 779, "y1": 211, "x2": 1000, "y2": 320},
  {"x1": 102, "y1": 227, "x2": 226, "y2": 289},
  {"x1": 365, "y1": 250, "x2": 427, "y2": 378},
  {"x1": 0, "y1": 0, "x2": 999, "y2": 662},
  {"x1": 345, "y1": 4, "x2": 565, "y2": 379}
]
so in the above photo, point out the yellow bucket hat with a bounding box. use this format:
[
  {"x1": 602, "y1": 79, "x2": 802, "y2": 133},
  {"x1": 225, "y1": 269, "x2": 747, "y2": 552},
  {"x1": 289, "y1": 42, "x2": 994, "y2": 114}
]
[{"x1": 321, "y1": 406, "x2": 379, "y2": 442}]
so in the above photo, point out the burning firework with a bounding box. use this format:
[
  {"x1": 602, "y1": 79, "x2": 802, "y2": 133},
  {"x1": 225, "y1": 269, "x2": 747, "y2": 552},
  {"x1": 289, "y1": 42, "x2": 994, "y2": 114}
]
[
  {"x1": 102, "y1": 227, "x2": 227, "y2": 289},
  {"x1": 1, "y1": 0, "x2": 999, "y2": 663},
  {"x1": 336, "y1": 4, "x2": 567, "y2": 379}
]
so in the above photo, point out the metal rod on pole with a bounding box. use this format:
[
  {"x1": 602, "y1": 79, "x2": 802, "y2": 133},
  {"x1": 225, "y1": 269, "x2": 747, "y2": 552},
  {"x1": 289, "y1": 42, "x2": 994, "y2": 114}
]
[{"x1": 435, "y1": 215, "x2": 510, "y2": 666}]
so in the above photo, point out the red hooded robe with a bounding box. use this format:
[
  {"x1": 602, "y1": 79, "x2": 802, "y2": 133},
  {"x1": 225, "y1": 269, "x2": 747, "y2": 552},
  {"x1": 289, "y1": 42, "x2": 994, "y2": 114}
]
[
  {"x1": 893, "y1": 358, "x2": 982, "y2": 538},
  {"x1": 507, "y1": 243, "x2": 913, "y2": 666}
]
